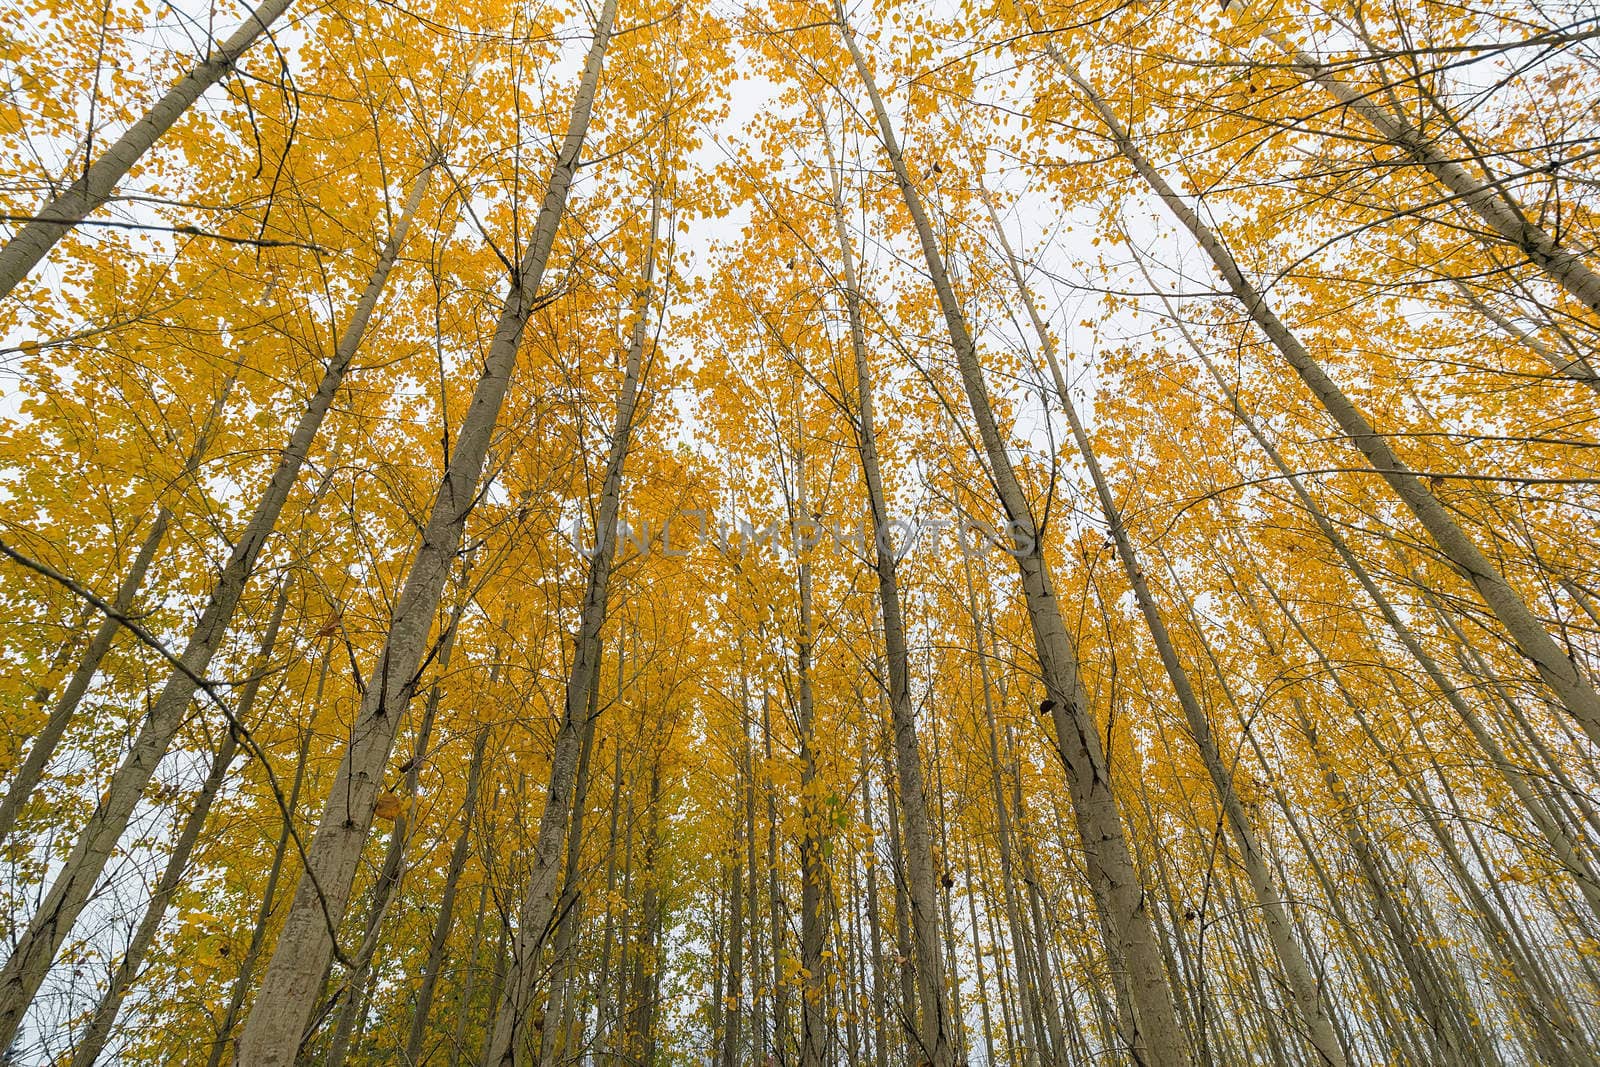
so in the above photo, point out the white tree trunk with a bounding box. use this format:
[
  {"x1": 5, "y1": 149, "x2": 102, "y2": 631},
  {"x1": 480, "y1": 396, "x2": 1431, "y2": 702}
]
[
  {"x1": 404, "y1": 720, "x2": 489, "y2": 1064},
  {"x1": 818, "y1": 116, "x2": 954, "y2": 1067},
  {"x1": 1257, "y1": 26, "x2": 1600, "y2": 317},
  {"x1": 69, "y1": 582, "x2": 289, "y2": 1067},
  {"x1": 481, "y1": 159, "x2": 654, "y2": 1065},
  {"x1": 0, "y1": 161, "x2": 432, "y2": 1054},
  {"x1": 1129, "y1": 242, "x2": 1600, "y2": 924},
  {"x1": 836, "y1": 14, "x2": 1191, "y2": 1065},
  {"x1": 323, "y1": 603, "x2": 463, "y2": 1067},
  {"x1": 0, "y1": 0, "x2": 296, "y2": 301},
  {"x1": 232, "y1": 9, "x2": 616, "y2": 1050},
  {"x1": 980, "y1": 181, "x2": 1349, "y2": 1067},
  {"x1": 0, "y1": 370, "x2": 238, "y2": 848},
  {"x1": 1055, "y1": 49, "x2": 1600, "y2": 750}
]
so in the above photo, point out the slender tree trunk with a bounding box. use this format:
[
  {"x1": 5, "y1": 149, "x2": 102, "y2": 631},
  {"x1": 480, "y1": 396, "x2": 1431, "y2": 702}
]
[
  {"x1": 845, "y1": 852, "x2": 866, "y2": 1066},
  {"x1": 1055, "y1": 49, "x2": 1600, "y2": 750},
  {"x1": 959, "y1": 558, "x2": 1046, "y2": 1066},
  {"x1": 881, "y1": 740, "x2": 918, "y2": 1054},
  {"x1": 1402, "y1": 725, "x2": 1591, "y2": 1065},
  {"x1": 794, "y1": 441, "x2": 826, "y2": 1067},
  {"x1": 816, "y1": 118, "x2": 953, "y2": 1067},
  {"x1": 959, "y1": 834, "x2": 997, "y2": 1067},
  {"x1": 1251, "y1": 572, "x2": 1507, "y2": 1062},
  {"x1": 0, "y1": 160, "x2": 434, "y2": 1055},
  {"x1": 234, "y1": 19, "x2": 614, "y2": 1052},
  {"x1": 475, "y1": 915, "x2": 510, "y2": 1067},
  {"x1": 719, "y1": 750, "x2": 745, "y2": 1067},
  {"x1": 1136, "y1": 255, "x2": 1600, "y2": 923},
  {"x1": 1230, "y1": 570, "x2": 1479, "y2": 1064},
  {"x1": 835, "y1": 16, "x2": 1189, "y2": 1063},
  {"x1": 859, "y1": 744, "x2": 890, "y2": 1067},
  {"x1": 0, "y1": 370, "x2": 237, "y2": 848},
  {"x1": 1177, "y1": 593, "x2": 1405, "y2": 1067},
  {"x1": 1203, "y1": 310, "x2": 1594, "y2": 906},
  {"x1": 1003, "y1": 727, "x2": 1068, "y2": 1062},
  {"x1": 590, "y1": 733, "x2": 626, "y2": 1061},
  {"x1": 614, "y1": 750, "x2": 642, "y2": 1063},
  {"x1": 624, "y1": 758, "x2": 664, "y2": 1064},
  {"x1": 481, "y1": 167, "x2": 655, "y2": 1065},
  {"x1": 743, "y1": 655, "x2": 765, "y2": 1067},
  {"x1": 205, "y1": 686, "x2": 320, "y2": 1067},
  {"x1": 979, "y1": 178, "x2": 1346, "y2": 1067},
  {"x1": 711, "y1": 866, "x2": 729, "y2": 1062},
  {"x1": 325, "y1": 602, "x2": 464, "y2": 1067},
  {"x1": 435, "y1": 872, "x2": 484, "y2": 1067},
  {"x1": 1260, "y1": 30, "x2": 1600, "y2": 317},
  {"x1": 1439, "y1": 273, "x2": 1600, "y2": 393},
  {"x1": 0, "y1": 0, "x2": 297, "y2": 300},
  {"x1": 538, "y1": 674, "x2": 603, "y2": 1066},
  {"x1": 763, "y1": 689, "x2": 790, "y2": 1064},
  {"x1": 71, "y1": 582, "x2": 288, "y2": 1065},
  {"x1": 1133, "y1": 786, "x2": 1204, "y2": 1060},
  {"x1": 404, "y1": 718, "x2": 490, "y2": 1065},
  {"x1": 927, "y1": 708, "x2": 966, "y2": 1063}
]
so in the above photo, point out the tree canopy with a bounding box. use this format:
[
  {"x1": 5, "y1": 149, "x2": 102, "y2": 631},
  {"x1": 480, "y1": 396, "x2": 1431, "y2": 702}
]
[{"x1": 0, "y1": 0, "x2": 1598, "y2": 1062}]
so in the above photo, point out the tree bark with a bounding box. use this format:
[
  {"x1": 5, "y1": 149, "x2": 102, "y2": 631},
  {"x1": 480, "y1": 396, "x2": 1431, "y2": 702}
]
[
  {"x1": 205, "y1": 683, "x2": 320, "y2": 1067},
  {"x1": 1136, "y1": 255, "x2": 1600, "y2": 925},
  {"x1": 0, "y1": 369, "x2": 237, "y2": 849},
  {"x1": 233, "y1": 15, "x2": 613, "y2": 1051},
  {"x1": 1260, "y1": 27, "x2": 1600, "y2": 317},
  {"x1": 537, "y1": 675, "x2": 603, "y2": 1065},
  {"x1": 817, "y1": 114, "x2": 953, "y2": 1067},
  {"x1": 324, "y1": 601, "x2": 464, "y2": 1067},
  {"x1": 836, "y1": 15, "x2": 1190, "y2": 1064},
  {"x1": 405, "y1": 719, "x2": 490, "y2": 1066},
  {"x1": 480, "y1": 160, "x2": 654, "y2": 1065},
  {"x1": 0, "y1": 158, "x2": 433, "y2": 1055},
  {"x1": 0, "y1": 0, "x2": 297, "y2": 301},
  {"x1": 1054, "y1": 48, "x2": 1600, "y2": 752},
  {"x1": 70, "y1": 582, "x2": 289, "y2": 1066},
  {"x1": 794, "y1": 432, "x2": 826, "y2": 1067},
  {"x1": 980, "y1": 177, "x2": 1347, "y2": 1067}
]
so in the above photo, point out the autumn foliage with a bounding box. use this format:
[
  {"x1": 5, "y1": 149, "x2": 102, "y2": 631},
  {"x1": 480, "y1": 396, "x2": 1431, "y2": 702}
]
[{"x1": 0, "y1": 0, "x2": 1597, "y2": 1062}]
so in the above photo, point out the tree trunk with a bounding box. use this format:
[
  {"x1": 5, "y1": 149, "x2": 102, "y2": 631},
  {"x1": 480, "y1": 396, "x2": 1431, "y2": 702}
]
[
  {"x1": 719, "y1": 749, "x2": 745, "y2": 1067},
  {"x1": 794, "y1": 439, "x2": 826, "y2": 1067},
  {"x1": 481, "y1": 163, "x2": 654, "y2": 1065},
  {"x1": 405, "y1": 715, "x2": 490, "y2": 1064},
  {"x1": 1439, "y1": 273, "x2": 1600, "y2": 394},
  {"x1": 538, "y1": 675, "x2": 603, "y2": 1066},
  {"x1": 0, "y1": 0, "x2": 297, "y2": 300},
  {"x1": 1137, "y1": 253, "x2": 1600, "y2": 930},
  {"x1": 960, "y1": 558, "x2": 1047, "y2": 1066},
  {"x1": 979, "y1": 177, "x2": 1346, "y2": 1067},
  {"x1": 1261, "y1": 29, "x2": 1600, "y2": 317},
  {"x1": 959, "y1": 834, "x2": 997, "y2": 1067},
  {"x1": 0, "y1": 159, "x2": 433, "y2": 1056},
  {"x1": 325, "y1": 601, "x2": 465, "y2": 1067},
  {"x1": 763, "y1": 687, "x2": 790, "y2": 1064},
  {"x1": 233, "y1": 14, "x2": 614, "y2": 1052},
  {"x1": 741, "y1": 651, "x2": 763, "y2": 1067},
  {"x1": 817, "y1": 116, "x2": 953, "y2": 1067},
  {"x1": 1055, "y1": 48, "x2": 1600, "y2": 750},
  {"x1": 0, "y1": 369, "x2": 237, "y2": 848},
  {"x1": 71, "y1": 581, "x2": 289, "y2": 1065},
  {"x1": 589, "y1": 732, "x2": 626, "y2": 1061},
  {"x1": 205, "y1": 681, "x2": 321, "y2": 1067},
  {"x1": 859, "y1": 744, "x2": 890, "y2": 1067},
  {"x1": 836, "y1": 15, "x2": 1190, "y2": 1064}
]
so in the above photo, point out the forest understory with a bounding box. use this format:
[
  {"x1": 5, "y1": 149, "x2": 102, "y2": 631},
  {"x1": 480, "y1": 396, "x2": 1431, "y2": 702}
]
[{"x1": 0, "y1": 0, "x2": 1598, "y2": 1062}]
